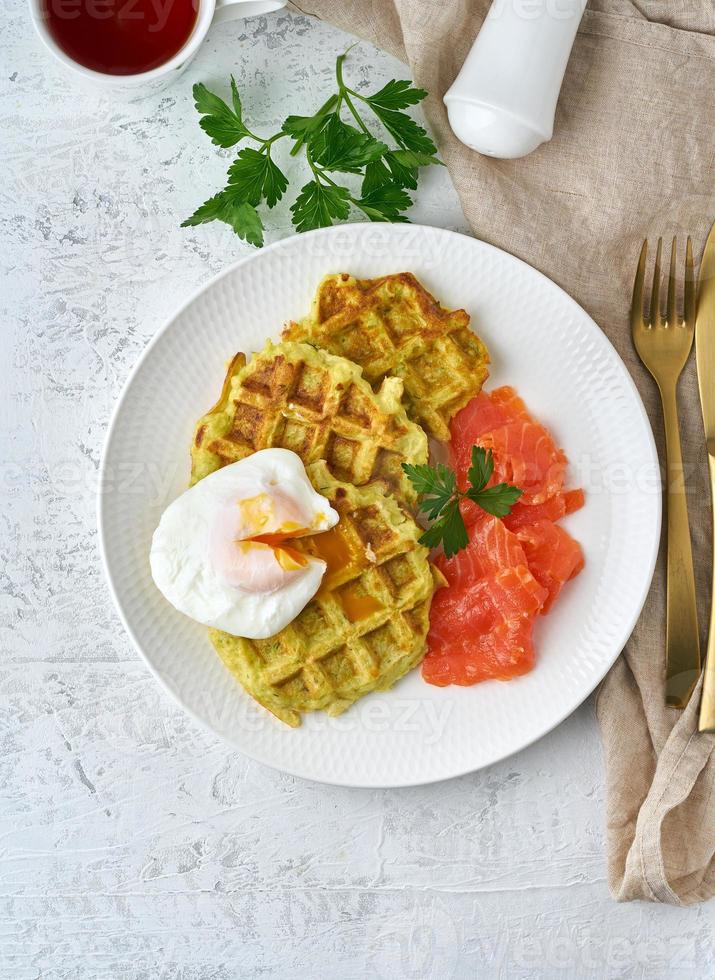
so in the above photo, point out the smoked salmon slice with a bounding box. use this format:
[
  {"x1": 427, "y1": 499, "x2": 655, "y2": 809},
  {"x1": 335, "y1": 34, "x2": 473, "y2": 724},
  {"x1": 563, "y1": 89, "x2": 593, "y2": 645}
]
[
  {"x1": 425, "y1": 517, "x2": 548, "y2": 685},
  {"x1": 422, "y1": 387, "x2": 585, "y2": 687},
  {"x1": 479, "y1": 422, "x2": 567, "y2": 505},
  {"x1": 516, "y1": 519, "x2": 584, "y2": 613},
  {"x1": 450, "y1": 387, "x2": 583, "y2": 526},
  {"x1": 503, "y1": 494, "x2": 566, "y2": 531}
]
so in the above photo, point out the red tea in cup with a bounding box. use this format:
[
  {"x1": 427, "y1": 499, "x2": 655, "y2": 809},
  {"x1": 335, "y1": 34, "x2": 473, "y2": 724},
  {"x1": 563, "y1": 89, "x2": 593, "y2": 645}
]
[{"x1": 42, "y1": 0, "x2": 199, "y2": 75}]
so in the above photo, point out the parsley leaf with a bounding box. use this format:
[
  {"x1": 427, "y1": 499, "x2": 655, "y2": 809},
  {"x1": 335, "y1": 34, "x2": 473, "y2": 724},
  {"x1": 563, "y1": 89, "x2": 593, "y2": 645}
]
[
  {"x1": 181, "y1": 191, "x2": 264, "y2": 247},
  {"x1": 403, "y1": 462, "x2": 456, "y2": 519},
  {"x1": 467, "y1": 446, "x2": 494, "y2": 493},
  {"x1": 467, "y1": 484, "x2": 523, "y2": 519},
  {"x1": 355, "y1": 184, "x2": 412, "y2": 222},
  {"x1": 402, "y1": 445, "x2": 523, "y2": 557},
  {"x1": 309, "y1": 114, "x2": 387, "y2": 174},
  {"x1": 361, "y1": 158, "x2": 392, "y2": 196},
  {"x1": 401, "y1": 461, "x2": 454, "y2": 497},
  {"x1": 383, "y1": 149, "x2": 441, "y2": 190},
  {"x1": 193, "y1": 78, "x2": 250, "y2": 148},
  {"x1": 365, "y1": 79, "x2": 428, "y2": 111},
  {"x1": 360, "y1": 150, "x2": 440, "y2": 195},
  {"x1": 184, "y1": 52, "x2": 443, "y2": 245},
  {"x1": 282, "y1": 96, "x2": 337, "y2": 142},
  {"x1": 366, "y1": 104, "x2": 438, "y2": 156},
  {"x1": 419, "y1": 500, "x2": 469, "y2": 559},
  {"x1": 290, "y1": 180, "x2": 351, "y2": 233},
  {"x1": 227, "y1": 147, "x2": 288, "y2": 208},
  {"x1": 383, "y1": 150, "x2": 418, "y2": 190}
]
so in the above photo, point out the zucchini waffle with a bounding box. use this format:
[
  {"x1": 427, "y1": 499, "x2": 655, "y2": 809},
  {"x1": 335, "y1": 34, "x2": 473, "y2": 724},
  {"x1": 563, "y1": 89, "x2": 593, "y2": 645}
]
[
  {"x1": 209, "y1": 462, "x2": 442, "y2": 727},
  {"x1": 283, "y1": 272, "x2": 490, "y2": 441},
  {"x1": 191, "y1": 340, "x2": 427, "y2": 508}
]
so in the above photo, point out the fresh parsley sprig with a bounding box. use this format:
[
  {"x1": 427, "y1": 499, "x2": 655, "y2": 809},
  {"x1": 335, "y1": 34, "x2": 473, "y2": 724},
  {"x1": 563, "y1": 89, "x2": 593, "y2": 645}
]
[
  {"x1": 403, "y1": 447, "x2": 523, "y2": 558},
  {"x1": 182, "y1": 50, "x2": 442, "y2": 247}
]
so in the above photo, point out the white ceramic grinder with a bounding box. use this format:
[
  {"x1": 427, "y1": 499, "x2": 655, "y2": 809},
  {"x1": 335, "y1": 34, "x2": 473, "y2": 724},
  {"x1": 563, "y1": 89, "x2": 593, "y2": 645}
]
[{"x1": 444, "y1": 0, "x2": 588, "y2": 158}]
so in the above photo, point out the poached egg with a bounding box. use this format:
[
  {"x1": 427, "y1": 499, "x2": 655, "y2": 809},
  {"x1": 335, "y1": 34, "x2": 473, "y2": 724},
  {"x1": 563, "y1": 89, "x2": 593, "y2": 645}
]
[{"x1": 150, "y1": 449, "x2": 339, "y2": 639}]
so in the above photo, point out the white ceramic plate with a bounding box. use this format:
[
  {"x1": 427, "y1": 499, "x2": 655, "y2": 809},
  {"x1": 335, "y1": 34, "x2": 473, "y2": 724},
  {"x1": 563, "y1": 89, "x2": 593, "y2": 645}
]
[{"x1": 98, "y1": 224, "x2": 660, "y2": 787}]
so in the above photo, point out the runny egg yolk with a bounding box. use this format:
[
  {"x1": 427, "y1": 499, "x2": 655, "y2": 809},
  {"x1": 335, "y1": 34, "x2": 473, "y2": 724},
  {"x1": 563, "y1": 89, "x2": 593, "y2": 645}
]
[
  {"x1": 237, "y1": 492, "x2": 306, "y2": 536},
  {"x1": 311, "y1": 525, "x2": 368, "y2": 592},
  {"x1": 210, "y1": 490, "x2": 324, "y2": 594},
  {"x1": 338, "y1": 583, "x2": 383, "y2": 623}
]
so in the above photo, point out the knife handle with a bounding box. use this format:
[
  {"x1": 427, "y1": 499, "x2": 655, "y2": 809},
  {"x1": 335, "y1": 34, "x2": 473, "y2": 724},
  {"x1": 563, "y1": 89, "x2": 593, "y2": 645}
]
[
  {"x1": 699, "y1": 453, "x2": 715, "y2": 731},
  {"x1": 662, "y1": 384, "x2": 701, "y2": 708}
]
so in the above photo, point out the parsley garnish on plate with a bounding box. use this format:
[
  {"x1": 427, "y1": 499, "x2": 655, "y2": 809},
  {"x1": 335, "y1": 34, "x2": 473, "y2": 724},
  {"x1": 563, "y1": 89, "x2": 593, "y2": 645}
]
[
  {"x1": 403, "y1": 447, "x2": 523, "y2": 558},
  {"x1": 182, "y1": 50, "x2": 442, "y2": 247}
]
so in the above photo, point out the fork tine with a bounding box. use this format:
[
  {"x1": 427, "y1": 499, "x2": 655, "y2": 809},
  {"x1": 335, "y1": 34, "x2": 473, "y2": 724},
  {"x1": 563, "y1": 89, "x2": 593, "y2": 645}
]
[
  {"x1": 684, "y1": 235, "x2": 695, "y2": 328},
  {"x1": 651, "y1": 237, "x2": 663, "y2": 327},
  {"x1": 667, "y1": 237, "x2": 677, "y2": 325},
  {"x1": 631, "y1": 239, "x2": 648, "y2": 333}
]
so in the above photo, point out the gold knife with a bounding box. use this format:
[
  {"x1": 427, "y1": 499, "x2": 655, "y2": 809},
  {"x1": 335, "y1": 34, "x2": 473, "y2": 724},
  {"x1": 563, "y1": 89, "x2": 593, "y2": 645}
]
[{"x1": 697, "y1": 221, "x2": 715, "y2": 732}]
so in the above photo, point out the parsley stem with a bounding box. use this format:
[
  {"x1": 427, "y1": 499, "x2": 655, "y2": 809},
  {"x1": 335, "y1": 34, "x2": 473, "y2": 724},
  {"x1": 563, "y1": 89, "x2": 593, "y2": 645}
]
[
  {"x1": 305, "y1": 145, "x2": 333, "y2": 187},
  {"x1": 289, "y1": 93, "x2": 339, "y2": 157},
  {"x1": 307, "y1": 146, "x2": 381, "y2": 218},
  {"x1": 259, "y1": 132, "x2": 288, "y2": 155},
  {"x1": 334, "y1": 47, "x2": 354, "y2": 87},
  {"x1": 239, "y1": 124, "x2": 263, "y2": 142},
  {"x1": 307, "y1": 155, "x2": 341, "y2": 192},
  {"x1": 306, "y1": 153, "x2": 367, "y2": 218},
  {"x1": 335, "y1": 53, "x2": 372, "y2": 137},
  {"x1": 343, "y1": 92, "x2": 371, "y2": 136}
]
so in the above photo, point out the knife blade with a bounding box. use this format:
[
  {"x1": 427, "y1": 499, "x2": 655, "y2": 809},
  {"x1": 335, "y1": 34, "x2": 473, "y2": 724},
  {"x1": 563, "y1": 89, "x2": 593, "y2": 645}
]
[{"x1": 696, "y1": 221, "x2": 715, "y2": 732}]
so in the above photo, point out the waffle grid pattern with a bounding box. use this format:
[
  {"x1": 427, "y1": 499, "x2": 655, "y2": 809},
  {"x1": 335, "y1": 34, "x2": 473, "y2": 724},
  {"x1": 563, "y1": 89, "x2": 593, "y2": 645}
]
[
  {"x1": 191, "y1": 341, "x2": 426, "y2": 507},
  {"x1": 209, "y1": 463, "x2": 437, "y2": 727},
  {"x1": 284, "y1": 272, "x2": 490, "y2": 440}
]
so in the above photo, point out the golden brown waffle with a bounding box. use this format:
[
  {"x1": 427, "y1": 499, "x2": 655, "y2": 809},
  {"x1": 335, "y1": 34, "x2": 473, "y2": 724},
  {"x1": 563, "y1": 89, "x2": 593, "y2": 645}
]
[
  {"x1": 283, "y1": 272, "x2": 490, "y2": 441},
  {"x1": 209, "y1": 462, "x2": 442, "y2": 727},
  {"x1": 191, "y1": 340, "x2": 427, "y2": 507}
]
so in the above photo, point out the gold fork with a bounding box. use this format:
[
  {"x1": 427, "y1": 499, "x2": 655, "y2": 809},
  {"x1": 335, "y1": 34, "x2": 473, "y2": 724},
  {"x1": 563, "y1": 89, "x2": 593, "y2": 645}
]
[{"x1": 632, "y1": 237, "x2": 701, "y2": 708}]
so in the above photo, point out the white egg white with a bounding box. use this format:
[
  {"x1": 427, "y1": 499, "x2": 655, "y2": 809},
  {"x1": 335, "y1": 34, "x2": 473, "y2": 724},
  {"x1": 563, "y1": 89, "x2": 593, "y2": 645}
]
[{"x1": 150, "y1": 449, "x2": 339, "y2": 639}]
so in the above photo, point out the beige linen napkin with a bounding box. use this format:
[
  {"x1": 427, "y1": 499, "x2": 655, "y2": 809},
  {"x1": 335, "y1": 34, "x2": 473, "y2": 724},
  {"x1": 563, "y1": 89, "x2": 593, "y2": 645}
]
[{"x1": 292, "y1": 0, "x2": 715, "y2": 903}]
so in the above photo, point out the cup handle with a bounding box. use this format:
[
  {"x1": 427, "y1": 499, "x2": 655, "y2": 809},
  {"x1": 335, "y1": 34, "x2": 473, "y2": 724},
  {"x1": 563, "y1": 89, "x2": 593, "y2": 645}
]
[{"x1": 213, "y1": 0, "x2": 285, "y2": 24}]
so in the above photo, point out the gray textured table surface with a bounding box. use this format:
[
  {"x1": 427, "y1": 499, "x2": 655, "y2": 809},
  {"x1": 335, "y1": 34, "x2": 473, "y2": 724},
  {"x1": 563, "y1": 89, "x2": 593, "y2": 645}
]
[{"x1": 2, "y1": 5, "x2": 714, "y2": 978}]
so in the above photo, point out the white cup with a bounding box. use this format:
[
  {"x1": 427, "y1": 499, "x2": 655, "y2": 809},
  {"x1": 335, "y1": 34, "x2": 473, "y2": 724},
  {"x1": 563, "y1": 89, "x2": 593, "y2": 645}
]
[{"x1": 29, "y1": 0, "x2": 286, "y2": 99}]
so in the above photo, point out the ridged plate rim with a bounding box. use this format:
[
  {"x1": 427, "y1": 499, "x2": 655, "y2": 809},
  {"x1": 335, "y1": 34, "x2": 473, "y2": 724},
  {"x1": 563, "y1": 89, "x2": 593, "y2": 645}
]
[{"x1": 97, "y1": 223, "x2": 660, "y2": 787}]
